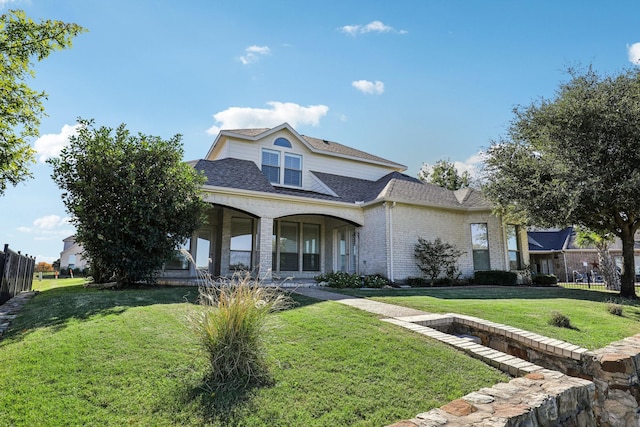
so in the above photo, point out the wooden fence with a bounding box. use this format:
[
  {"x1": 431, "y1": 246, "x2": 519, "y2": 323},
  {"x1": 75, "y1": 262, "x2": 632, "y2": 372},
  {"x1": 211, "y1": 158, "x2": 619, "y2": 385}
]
[{"x1": 0, "y1": 244, "x2": 35, "y2": 305}]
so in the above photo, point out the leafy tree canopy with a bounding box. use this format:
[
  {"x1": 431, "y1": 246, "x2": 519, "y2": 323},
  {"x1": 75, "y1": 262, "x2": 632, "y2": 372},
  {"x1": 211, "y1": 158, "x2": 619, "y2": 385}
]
[
  {"x1": 418, "y1": 159, "x2": 471, "y2": 190},
  {"x1": 483, "y1": 66, "x2": 640, "y2": 298},
  {"x1": 49, "y1": 119, "x2": 207, "y2": 287},
  {"x1": 0, "y1": 10, "x2": 85, "y2": 195}
]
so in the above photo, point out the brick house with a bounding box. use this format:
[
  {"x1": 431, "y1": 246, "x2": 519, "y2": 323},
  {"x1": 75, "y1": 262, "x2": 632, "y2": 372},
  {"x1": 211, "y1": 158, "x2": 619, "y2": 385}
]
[
  {"x1": 528, "y1": 227, "x2": 640, "y2": 282},
  {"x1": 160, "y1": 123, "x2": 527, "y2": 284}
]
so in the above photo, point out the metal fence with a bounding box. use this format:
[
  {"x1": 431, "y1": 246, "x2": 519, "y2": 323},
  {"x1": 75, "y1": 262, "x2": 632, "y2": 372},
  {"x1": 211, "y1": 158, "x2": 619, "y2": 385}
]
[{"x1": 0, "y1": 244, "x2": 35, "y2": 305}]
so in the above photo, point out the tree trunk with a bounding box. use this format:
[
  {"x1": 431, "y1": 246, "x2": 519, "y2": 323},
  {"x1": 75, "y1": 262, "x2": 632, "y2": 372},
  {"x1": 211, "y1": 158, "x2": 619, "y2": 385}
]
[
  {"x1": 597, "y1": 247, "x2": 620, "y2": 291},
  {"x1": 619, "y1": 225, "x2": 638, "y2": 299}
]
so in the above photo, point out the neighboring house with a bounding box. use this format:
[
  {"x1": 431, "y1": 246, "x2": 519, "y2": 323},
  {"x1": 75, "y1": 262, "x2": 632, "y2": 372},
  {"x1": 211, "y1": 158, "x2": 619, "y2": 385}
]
[
  {"x1": 528, "y1": 227, "x2": 640, "y2": 282},
  {"x1": 59, "y1": 235, "x2": 89, "y2": 271},
  {"x1": 160, "y1": 122, "x2": 527, "y2": 284}
]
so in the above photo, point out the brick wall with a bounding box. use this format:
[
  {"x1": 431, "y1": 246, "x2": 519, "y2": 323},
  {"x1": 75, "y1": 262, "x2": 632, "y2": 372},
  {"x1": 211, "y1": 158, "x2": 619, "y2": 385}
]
[{"x1": 385, "y1": 204, "x2": 506, "y2": 282}]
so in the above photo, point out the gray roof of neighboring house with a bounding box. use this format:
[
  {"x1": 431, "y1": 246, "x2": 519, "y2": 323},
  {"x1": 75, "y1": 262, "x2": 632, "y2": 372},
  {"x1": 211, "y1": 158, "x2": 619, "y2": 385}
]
[
  {"x1": 193, "y1": 158, "x2": 490, "y2": 210},
  {"x1": 528, "y1": 227, "x2": 573, "y2": 252},
  {"x1": 224, "y1": 127, "x2": 405, "y2": 169}
]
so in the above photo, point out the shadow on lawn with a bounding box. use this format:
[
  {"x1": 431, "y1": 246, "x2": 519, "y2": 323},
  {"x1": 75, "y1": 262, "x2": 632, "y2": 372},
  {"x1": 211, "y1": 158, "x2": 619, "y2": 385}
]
[
  {"x1": 182, "y1": 376, "x2": 274, "y2": 425},
  {"x1": 2, "y1": 284, "x2": 319, "y2": 344},
  {"x1": 1, "y1": 284, "x2": 201, "y2": 342}
]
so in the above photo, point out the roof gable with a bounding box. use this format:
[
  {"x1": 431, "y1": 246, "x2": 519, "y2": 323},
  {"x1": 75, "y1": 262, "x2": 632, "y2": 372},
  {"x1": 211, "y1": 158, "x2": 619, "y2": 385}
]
[
  {"x1": 206, "y1": 123, "x2": 406, "y2": 170},
  {"x1": 311, "y1": 170, "x2": 490, "y2": 209}
]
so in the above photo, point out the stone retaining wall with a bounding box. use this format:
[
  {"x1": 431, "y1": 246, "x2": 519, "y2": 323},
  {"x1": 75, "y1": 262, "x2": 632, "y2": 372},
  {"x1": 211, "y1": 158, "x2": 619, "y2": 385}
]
[
  {"x1": 385, "y1": 313, "x2": 640, "y2": 426},
  {"x1": 391, "y1": 370, "x2": 595, "y2": 427}
]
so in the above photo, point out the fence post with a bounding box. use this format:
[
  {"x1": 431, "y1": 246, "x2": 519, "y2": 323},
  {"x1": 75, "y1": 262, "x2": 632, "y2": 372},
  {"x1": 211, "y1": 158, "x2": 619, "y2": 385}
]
[{"x1": 0, "y1": 244, "x2": 35, "y2": 304}]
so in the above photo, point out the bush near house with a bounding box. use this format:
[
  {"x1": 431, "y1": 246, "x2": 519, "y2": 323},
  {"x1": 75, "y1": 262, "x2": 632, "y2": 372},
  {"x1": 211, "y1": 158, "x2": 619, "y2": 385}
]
[
  {"x1": 406, "y1": 276, "x2": 464, "y2": 287},
  {"x1": 473, "y1": 270, "x2": 518, "y2": 286},
  {"x1": 314, "y1": 272, "x2": 389, "y2": 289},
  {"x1": 414, "y1": 237, "x2": 463, "y2": 284},
  {"x1": 362, "y1": 274, "x2": 389, "y2": 288},
  {"x1": 531, "y1": 274, "x2": 558, "y2": 286}
]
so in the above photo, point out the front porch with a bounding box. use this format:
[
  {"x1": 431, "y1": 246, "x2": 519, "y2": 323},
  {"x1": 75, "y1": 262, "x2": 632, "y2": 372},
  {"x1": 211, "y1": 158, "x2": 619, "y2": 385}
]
[{"x1": 159, "y1": 204, "x2": 362, "y2": 284}]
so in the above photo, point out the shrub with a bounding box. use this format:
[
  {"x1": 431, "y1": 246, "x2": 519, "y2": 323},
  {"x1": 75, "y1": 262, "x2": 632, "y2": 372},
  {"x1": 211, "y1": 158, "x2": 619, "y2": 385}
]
[
  {"x1": 433, "y1": 277, "x2": 454, "y2": 286},
  {"x1": 473, "y1": 270, "x2": 518, "y2": 286},
  {"x1": 531, "y1": 274, "x2": 558, "y2": 286},
  {"x1": 606, "y1": 300, "x2": 624, "y2": 316},
  {"x1": 314, "y1": 271, "x2": 361, "y2": 288},
  {"x1": 414, "y1": 237, "x2": 463, "y2": 283},
  {"x1": 548, "y1": 311, "x2": 573, "y2": 328},
  {"x1": 362, "y1": 274, "x2": 389, "y2": 288},
  {"x1": 406, "y1": 277, "x2": 429, "y2": 287},
  {"x1": 187, "y1": 271, "x2": 293, "y2": 391}
]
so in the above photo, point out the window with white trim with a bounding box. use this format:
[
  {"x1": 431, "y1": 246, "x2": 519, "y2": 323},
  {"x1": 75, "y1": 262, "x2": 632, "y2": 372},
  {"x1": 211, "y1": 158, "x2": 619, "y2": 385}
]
[
  {"x1": 261, "y1": 149, "x2": 280, "y2": 184},
  {"x1": 272, "y1": 220, "x2": 321, "y2": 272},
  {"x1": 506, "y1": 224, "x2": 521, "y2": 270},
  {"x1": 284, "y1": 153, "x2": 302, "y2": 186},
  {"x1": 261, "y1": 147, "x2": 303, "y2": 187},
  {"x1": 471, "y1": 223, "x2": 490, "y2": 270}
]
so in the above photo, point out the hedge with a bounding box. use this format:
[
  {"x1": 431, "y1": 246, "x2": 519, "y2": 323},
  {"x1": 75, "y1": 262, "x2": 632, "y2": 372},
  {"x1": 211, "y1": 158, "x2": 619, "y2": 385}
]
[{"x1": 473, "y1": 270, "x2": 518, "y2": 286}]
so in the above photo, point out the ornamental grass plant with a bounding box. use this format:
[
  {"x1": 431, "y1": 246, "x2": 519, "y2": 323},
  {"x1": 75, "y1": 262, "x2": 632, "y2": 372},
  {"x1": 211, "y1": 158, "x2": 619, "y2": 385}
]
[{"x1": 187, "y1": 270, "x2": 293, "y2": 392}]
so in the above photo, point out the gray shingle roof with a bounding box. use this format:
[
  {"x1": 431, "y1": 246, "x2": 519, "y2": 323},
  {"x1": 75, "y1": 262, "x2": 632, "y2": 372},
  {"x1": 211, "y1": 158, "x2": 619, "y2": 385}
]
[
  {"x1": 222, "y1": 126, "x2": 405, "y2": 169},
  {"x1": 312, "y1": 170, "x2": 490, "y2": 209},
  {"x1": 193, "y1": 158, "x2": 274, "y2": 192},
  {"x1": 193, "y1": 159, "x2": 345, "y2": 202},
  {"x1": 193, "y1": 158, "x2": 489, "y2": 210},
  {"x1": 300, "y1": 135, "x2": 405, "y2": 168}
]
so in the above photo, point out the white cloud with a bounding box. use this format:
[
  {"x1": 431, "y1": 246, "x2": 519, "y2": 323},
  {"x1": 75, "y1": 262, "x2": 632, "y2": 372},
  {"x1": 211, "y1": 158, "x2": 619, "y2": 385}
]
[
  {"x1": 0, "y1": 0, "x2": 19, "y2": 9},
  {"x1": 339, "y1": 20, "x2": 407, "y2": 36},
  {"x1": 34, "y1": 254, "x2": 59, "y2": 264},
  {"x1": 628, "y1": 42, "x2": 640, "y2": 65},
  {"x1": 18, "y1": 215, "x2": 73, "y2": 242},
  {"x1": 34, "y1": 215, "x2": 70, "y2": 230},
  {"x1": 34, "y1": 124, "x2": 80, "y2": 162},
  {"x1": 206, "y1": 101, "x2": 329, "y2": 135},
  {"x1": 239, "y1": 45, "x2": 271, "y2": 65},
  {"x1": 352, "y1": 80, "x2": 385, "y2": 95},
  {"x1": 453, "y1": 152, "x2": 486, "y2": 179}
]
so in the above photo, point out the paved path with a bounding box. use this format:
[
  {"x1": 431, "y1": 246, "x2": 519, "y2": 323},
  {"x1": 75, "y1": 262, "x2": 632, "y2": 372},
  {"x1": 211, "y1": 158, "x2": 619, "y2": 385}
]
[
  {"x1": 293, "y1": 287, "x2": 428, "y2": 318},
  {"x1": 0, "y1": 291, "x2": 38, "y2": 338}
]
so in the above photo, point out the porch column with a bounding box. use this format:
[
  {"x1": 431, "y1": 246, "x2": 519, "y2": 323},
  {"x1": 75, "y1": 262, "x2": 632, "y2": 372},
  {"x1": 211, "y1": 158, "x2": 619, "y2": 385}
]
[{"x1": 257, "y1": 217, "x2": 273, "y2": 282}]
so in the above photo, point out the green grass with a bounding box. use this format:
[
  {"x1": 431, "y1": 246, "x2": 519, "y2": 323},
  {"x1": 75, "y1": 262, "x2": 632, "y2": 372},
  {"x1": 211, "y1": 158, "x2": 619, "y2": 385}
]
[
  {"x1": 0, "y1": 283, "x2": 508, "y2": 426},
  {"x1": 335, "y1": 286, "x2": 640, "y2": 349},
  {"x1": 32, "y1": 277, "x2": 91, "y2": 291}
]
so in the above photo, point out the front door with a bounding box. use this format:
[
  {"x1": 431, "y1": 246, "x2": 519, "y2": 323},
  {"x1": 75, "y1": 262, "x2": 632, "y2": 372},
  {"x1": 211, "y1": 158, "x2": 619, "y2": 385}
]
[{"x1": 335, "y1": 226, "x2": 357, "y2": 273}]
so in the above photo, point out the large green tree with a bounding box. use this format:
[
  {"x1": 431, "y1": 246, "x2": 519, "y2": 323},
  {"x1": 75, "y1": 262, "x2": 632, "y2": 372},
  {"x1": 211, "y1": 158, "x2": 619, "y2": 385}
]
[
  {"x1": 484, "y1": 67, "x2": 640, "y2": 298},
  {"x1": 418, "y1": 159, "x2": 471, "y2": 190},
  {"x1": 0, "y1": 10, "x2": 84, "y2": 195},
  {"x1": 49, "y1": 119, "x2": 207, "y2": 287}
]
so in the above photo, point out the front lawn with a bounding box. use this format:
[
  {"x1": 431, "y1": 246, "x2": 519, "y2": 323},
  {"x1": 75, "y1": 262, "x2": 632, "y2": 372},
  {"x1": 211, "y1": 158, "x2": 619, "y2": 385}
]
[
  {"x1": 335, "y1": 286, "x2": 640, "y2": 349},
  {"x1": 0, "y1": 282, "x2": 507, "y2": 426}
]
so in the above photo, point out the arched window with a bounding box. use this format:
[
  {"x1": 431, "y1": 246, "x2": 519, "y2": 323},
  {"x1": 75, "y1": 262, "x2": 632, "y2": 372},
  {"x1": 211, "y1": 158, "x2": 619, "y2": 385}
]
[{"x1": 274, "y1": 137, "x2": 292, "y2": 148}]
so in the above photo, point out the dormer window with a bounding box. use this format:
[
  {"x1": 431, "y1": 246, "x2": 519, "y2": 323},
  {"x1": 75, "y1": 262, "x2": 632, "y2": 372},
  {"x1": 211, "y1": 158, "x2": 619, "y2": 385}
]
[
  {"x1": 284, "y1": 153, "x2": 302, "y2": 186},
  {"x1": 262, "y1": 149, "x2": 280, "y2": 183},
  {"x1": 274, "y1": 137, "x2": 292, "y2": 148},
  {"x1": 261, "y1": 148, "x2": 302, "y2": 187}
]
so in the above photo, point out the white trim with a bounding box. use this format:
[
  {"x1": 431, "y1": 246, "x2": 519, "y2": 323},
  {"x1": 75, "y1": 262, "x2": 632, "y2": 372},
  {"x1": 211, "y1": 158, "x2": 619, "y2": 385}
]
[{"x1": 207, "y1": 122, "x2": 405, "y2": 170}]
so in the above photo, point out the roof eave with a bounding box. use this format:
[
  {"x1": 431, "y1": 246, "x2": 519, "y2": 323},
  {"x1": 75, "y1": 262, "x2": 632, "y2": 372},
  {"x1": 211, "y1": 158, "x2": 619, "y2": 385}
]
[
  {"x1": 359, "y1": 196, "x2": 492, "y2": 212},
  {"x1": 201, "y1": 184, "x2": 360, "y2": 208}
]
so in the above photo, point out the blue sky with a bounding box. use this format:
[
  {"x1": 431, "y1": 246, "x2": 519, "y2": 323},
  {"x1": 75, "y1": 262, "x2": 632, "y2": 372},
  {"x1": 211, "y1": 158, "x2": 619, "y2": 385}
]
[{"x1": 2, "y1": 0, "x2": 640, "y2": 263}]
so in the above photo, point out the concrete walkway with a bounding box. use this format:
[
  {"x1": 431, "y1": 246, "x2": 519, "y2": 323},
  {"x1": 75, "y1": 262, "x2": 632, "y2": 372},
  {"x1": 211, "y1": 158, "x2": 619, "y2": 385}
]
[{"x1": 293, "y1": 287, "x2": 428, "y2": 317}]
